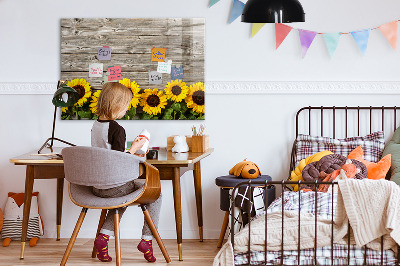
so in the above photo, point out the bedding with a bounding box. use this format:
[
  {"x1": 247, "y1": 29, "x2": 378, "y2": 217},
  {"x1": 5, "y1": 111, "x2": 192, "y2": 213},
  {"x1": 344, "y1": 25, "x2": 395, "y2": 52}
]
[
  {"x1": 383, "y1": 126, "x2": 400, "y2": 184},
  {"x1": 295, "y1": 131, "x2": 385, "y2": 166},
  {"x1": 214, "y1": 181, "x2": 399, "y2": 266}
]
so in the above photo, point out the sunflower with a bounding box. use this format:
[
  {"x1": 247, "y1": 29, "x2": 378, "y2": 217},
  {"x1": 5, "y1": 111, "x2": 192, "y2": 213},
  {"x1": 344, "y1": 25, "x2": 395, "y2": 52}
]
[
  {"x1": 67, "y1": 78, "x2": 91, "y2": 106},
  {"x1": 186, "y1": 82, "x2": 205, "y2": 114},
  {"x1": 119, "y1": 78, "x2": 141, "y2": 109},
  {"x1": 164, "y1": 80, "x2": 188, "y2": 102},
  {"x1": 140, "y1": 88, "x2": 167, "y2": 115},
  {"x1": 61, "y1": 107, "x2": 68, "y2": 113},
  {"x1": 89, "y1": 90, "x2": 101, "y2": 114}
]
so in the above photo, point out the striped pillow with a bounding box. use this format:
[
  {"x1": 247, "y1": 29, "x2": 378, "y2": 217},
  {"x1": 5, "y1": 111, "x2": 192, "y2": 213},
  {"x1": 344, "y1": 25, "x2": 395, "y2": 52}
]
[
  {"x1": 294, "y1": 131, "x2": 385, "y2": 166},
  {"x1": 1, "y1": 217, "x2": 41, "y2": 240}
]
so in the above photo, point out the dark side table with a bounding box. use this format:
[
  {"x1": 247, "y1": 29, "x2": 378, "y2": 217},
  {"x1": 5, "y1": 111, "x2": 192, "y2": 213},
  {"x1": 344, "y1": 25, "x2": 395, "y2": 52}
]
[{"x1": 215, "y1": 175, "x2": 275, "y2": 248}]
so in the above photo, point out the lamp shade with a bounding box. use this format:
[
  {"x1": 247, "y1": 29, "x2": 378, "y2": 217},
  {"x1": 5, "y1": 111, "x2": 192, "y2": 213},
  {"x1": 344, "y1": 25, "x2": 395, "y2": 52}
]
[
  {"x1": 52, "y1": 83, "x2": 80, "y2": 107},
  {"x1": 241, "y1": 0, "x2": 305, "y2": 23}
]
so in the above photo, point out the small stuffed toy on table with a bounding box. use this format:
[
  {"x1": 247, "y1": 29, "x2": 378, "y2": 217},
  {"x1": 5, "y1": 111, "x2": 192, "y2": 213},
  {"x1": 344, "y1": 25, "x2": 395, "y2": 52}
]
[
  {"x1": 229, "y1": 159, "x2": 261, "y2": 179},
  {"x1": 1, "y1": 192, "x2": 44, "y2": 247}
]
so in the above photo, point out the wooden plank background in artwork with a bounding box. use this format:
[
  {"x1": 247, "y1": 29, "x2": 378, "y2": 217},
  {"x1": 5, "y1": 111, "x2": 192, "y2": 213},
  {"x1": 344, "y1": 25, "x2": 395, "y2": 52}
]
[{"x1": 61, "y1": 18, "x2": 205, "y2": 91}]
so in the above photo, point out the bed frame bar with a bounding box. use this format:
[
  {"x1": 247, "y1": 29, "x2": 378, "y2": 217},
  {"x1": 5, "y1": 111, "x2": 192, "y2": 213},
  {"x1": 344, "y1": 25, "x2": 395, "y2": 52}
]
[{"x1": 231, "y1": 180, "x2": 399, "y2": 266}]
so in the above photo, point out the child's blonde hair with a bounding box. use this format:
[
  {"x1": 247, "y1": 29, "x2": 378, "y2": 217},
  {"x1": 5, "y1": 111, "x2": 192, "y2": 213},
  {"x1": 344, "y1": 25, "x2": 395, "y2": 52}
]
[{"x1": 96, "y1": 82, "x2": 133, "y2": 120}]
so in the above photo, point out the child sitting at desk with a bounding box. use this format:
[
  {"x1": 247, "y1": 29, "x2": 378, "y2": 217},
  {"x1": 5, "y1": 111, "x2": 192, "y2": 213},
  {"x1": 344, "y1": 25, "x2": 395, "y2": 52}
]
[{"x1": 91, "y1": 82, "x2": 162, "y2": 263}]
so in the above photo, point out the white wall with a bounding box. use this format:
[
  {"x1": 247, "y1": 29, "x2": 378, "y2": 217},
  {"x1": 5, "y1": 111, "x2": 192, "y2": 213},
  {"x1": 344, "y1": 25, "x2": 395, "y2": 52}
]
[{"x1": 1, "y1": 0, "x2": 400, "y2": 240}]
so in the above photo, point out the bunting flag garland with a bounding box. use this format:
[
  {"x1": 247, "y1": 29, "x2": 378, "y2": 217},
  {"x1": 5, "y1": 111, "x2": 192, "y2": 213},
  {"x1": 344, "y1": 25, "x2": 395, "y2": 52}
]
[
  {"x1": 207, "y1": 4, "x2": 400, "y2": 57},
  {"x1": 275, "y1": 23, "x2": 293, "y2": 49},
  {"x1": 298, "y1": 29, "x2": 317, "y2": 58},
  {"x1": 323, "y1": 33, "x2": 341, "y2": 58},
  {"x1": 351, "y1": 29, "x2": 370, "y2": 55},
  {"x1": 251, "y1": 23, "x2": 266, "y2": 38},
  {"x1": 378, "y1": 21, "x2": 398, "y2": 50},
  {"x1": 229, "y1": 0, "x2": 245, "y2": 24},
  {"x1": 209, "y1": 0, "x2": 220, "y2": 7}
]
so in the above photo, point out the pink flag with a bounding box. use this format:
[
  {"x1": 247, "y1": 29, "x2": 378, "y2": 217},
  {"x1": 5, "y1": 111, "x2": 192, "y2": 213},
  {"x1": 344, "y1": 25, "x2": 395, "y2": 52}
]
[
  {"x1": 298, "y1": 29, "x2": 317, "y2": 58},
  {"x1": 378, "y1": 21, "x2": 398, "y2": 50},
  {"x1": 275, "y1": 23, "x2": 293, "y2": 49}
]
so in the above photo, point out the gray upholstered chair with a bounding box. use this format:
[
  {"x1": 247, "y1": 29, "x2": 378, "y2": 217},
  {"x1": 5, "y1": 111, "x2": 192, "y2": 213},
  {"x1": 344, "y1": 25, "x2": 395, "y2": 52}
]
[{"x1": 60, "y1": 146, "x2": 171, "y2": 265}]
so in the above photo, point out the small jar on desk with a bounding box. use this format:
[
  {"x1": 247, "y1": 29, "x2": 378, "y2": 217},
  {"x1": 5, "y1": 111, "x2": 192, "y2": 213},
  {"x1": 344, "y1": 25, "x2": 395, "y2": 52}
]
[{"x1": 215, "y1": 175, "x2": 275, "y2": 248}]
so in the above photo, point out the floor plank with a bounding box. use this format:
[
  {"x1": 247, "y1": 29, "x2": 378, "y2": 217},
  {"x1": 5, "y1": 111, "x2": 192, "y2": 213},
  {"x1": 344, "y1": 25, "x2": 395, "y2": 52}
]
[{"x1": 0, "y1": 239, "x2": 221, "y2": 265}]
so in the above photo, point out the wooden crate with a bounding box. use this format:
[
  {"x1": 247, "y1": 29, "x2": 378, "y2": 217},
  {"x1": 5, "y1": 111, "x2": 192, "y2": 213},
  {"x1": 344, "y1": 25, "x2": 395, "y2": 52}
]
[{"x1": 167, "y1": 135, "x2": 192, "y2": 151}]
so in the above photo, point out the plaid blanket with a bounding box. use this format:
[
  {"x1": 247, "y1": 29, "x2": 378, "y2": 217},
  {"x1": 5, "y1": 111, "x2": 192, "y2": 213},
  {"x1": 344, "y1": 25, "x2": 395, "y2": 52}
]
[{"x1": 234, "y1": 191, "x2": 397, "y2": 265}]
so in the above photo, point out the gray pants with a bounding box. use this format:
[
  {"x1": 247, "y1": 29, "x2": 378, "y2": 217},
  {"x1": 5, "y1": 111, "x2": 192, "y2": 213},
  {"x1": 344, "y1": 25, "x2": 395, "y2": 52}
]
[{"x1": 92, "y1": 180, "x2": 162, "y2": 240}]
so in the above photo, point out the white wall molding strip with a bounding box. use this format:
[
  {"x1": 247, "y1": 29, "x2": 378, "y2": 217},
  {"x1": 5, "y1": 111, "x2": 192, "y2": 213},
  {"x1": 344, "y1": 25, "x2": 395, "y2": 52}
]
[{"x1": 1, "y1": 81, "x2": 400, "y2": 95}]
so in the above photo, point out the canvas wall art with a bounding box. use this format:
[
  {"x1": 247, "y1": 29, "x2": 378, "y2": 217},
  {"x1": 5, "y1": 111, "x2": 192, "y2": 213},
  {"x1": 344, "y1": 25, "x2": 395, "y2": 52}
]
[{"x1": 60, "y1": 18, "x2": 205, "y2": 120}]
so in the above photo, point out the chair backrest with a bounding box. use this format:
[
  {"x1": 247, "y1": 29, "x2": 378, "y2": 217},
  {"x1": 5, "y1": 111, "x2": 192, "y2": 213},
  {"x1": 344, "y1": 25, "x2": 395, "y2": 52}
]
[{"x1": 62, "y1": 146, "x2": 145, "y2": 187}]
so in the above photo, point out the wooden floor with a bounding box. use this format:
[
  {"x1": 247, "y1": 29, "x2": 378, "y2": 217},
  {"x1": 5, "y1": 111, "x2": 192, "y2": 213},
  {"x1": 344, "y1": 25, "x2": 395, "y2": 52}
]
[
  {"x1": 0, "y1": 239, "x2": 222, "y2": 265},
  {"x1": 0, "y1": 239, "x2": 219, "y2": 266}
]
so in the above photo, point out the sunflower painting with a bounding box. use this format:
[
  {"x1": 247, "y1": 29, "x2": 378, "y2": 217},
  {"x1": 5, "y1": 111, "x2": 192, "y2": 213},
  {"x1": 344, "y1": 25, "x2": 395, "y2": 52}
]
[
  {"x1": 60, "y1": 18, "x2": 204, "y2": 120},
  {"x1": 186, "y1": 82, "x2": 205, "y2": 114},
  {"x1": 67, "y1": 78, "x2": 91, "y2": 106},
  {"x1": 139, "y1": 89, "x2": 168, "y2": 118},
  {"x1": 165, "y1": 80, "x2": 188, "y2": 102}
]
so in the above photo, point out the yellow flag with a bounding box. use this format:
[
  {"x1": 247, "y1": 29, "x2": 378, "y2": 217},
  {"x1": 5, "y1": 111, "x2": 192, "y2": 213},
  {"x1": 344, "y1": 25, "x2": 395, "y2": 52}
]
[{"x1": 251, "y1": 23, "x2": 266, "y2": 38}]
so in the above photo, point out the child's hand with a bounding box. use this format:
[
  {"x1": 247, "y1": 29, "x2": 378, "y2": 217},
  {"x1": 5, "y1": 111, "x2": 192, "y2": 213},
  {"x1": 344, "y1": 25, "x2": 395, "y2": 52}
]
[
  {"x1": 128, "y1": 137, "x2": 147, "y2": 155},
  {"x1": 134, "y1": 148, "x2": 149, "y2": 157}
]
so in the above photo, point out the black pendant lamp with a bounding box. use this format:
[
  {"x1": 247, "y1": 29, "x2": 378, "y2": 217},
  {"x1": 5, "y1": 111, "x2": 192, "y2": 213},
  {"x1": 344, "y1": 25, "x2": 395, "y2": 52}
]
[{"x1": 242, "y1": 0, "x2": 305, "y2": 23}]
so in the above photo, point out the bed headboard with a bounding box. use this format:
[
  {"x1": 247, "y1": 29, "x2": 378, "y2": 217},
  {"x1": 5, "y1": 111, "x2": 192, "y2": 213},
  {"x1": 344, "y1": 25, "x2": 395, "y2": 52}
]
[{"x1": 290, "y1": 106, "x2": 400, "y2": 179}]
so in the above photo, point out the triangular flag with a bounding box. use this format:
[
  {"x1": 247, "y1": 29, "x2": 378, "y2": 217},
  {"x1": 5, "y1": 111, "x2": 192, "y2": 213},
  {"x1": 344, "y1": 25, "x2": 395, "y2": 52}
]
[
  {"x1": 298, "y1": 29, "x2": 317, "y2": 58},
  {"x1": 209, "y1": 0, "x2": 220, "y2": 7},
  {"x1": 378, "y1": 21, "x2": 397, "y2": 50},
  {"x1": 275, "y1": 23, "x2": 293, "y2": 49},
  {"x1": 351, "y1": 29, "x2": 370, "y2": 55},
  {"x1": 251, "y1": 23, "x2": 266, "y2": 38},
  {"x1": 229, "y1": 0, "x2": 245, "y2": 24},
  {"x1": 323, "y1": 33, "x2": 341, "y2": 58}
]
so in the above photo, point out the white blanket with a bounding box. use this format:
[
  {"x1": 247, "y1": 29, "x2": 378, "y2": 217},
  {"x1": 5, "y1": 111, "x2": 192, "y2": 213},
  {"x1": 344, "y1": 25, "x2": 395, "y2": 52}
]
[{"x1": 213, "y1": 179, "x2": 400, "y2": 266}]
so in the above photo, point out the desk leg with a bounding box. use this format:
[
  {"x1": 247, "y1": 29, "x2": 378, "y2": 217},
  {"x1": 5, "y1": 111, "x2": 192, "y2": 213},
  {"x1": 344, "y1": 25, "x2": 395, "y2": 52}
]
[
  {"x1": 172, "y1": 167, "x2": 183, "y2": 261},
  {"x1": 20, "y1": 165, "x2": 34, "y2": 259},
  {"x1": 56, "y1": 178, "x2": 64, "y2": 241},
  {"x1": 193, "y1": 161, "x2": 203, "y2": 242}
]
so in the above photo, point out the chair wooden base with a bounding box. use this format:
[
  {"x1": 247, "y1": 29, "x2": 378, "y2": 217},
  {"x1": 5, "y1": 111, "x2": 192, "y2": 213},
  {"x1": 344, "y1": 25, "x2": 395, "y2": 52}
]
[
  {"x1": 62, "y1": 206, "x2": 171, "y2": 266},
  {"x1": 92, "y1": 209, "x2": 107, "y2": 258},
  {"x1": 141, "y1": 205, "x2": 171, "y2": 263},
  {"x1": 217, "y1": 211, "x2": 230, "y2": 248},
  {"x1": 61, "y1": 208, "x2": 88, "y2": 266}
]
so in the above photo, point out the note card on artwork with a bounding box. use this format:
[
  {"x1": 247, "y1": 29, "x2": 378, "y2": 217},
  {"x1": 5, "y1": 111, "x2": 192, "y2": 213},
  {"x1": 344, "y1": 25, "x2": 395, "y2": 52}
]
[
  {"x1": 98, "y1": 46, "x2": 111, "y2": 60},
  {"x1": 107, "y1": 65, "x2": 122, "y2": 81},
  {"x1": 89, "y1": 63, "x2": 103, "y2": 77},
  {"x1": 171, "y1": 65, "x2": 184, "y2": 79},
  {"x1": 157, "y1": 60, "x2": 172, "y2": 74},
  {"x1": 149, "y1": 71, "x2": 162, "y2": 84},
  {"x1": 151, "y1": 47, "x2": 167, "y2": 62}
]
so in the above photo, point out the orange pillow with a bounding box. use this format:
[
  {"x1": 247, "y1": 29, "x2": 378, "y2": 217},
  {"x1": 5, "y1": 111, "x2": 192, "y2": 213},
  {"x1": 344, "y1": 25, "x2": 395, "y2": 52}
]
[{"x1": 347, "y1": 146, "x2": 391, "y2": 180}]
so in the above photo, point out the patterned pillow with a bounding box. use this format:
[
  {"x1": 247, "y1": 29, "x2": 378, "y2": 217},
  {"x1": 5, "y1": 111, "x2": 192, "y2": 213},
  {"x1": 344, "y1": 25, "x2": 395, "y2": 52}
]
[{"x1": 294, "y1": 131, "x2": 385, "y2": 166}]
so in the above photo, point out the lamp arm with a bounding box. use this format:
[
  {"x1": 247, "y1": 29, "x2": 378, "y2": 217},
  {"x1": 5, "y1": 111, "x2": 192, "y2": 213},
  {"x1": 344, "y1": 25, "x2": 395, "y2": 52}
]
[{"x1": 50, "y1": 105, "x2": 57, "y2": 148}]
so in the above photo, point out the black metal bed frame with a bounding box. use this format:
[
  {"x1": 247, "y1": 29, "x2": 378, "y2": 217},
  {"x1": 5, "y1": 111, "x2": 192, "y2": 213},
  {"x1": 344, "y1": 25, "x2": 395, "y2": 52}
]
[{"x1": 230, "y1": 106, "x2": 400, "y2": 266}]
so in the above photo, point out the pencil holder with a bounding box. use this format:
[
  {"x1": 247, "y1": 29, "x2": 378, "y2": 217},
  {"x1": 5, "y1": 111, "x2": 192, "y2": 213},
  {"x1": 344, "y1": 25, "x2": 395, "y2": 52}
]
[{"x1": 191, "y1": 135, "x2": 209, "y2": 153}]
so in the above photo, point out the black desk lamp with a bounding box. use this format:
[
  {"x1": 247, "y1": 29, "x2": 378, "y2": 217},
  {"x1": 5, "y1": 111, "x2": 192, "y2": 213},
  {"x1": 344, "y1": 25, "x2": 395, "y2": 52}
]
[
  {"x1": 241, "y1": 0, "x2": 305, "y2": 23},
  {"x1": 38, "y1": 80, "x2": 80, "y2": 154}
]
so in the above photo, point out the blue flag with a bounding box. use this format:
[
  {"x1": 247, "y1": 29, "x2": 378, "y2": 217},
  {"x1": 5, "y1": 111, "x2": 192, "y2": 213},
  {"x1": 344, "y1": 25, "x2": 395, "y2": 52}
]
[
  {"x1": 323, "y1": 33, "x2": 341, "y2": 58},
  {"x1": 229, "y1": 0, "x2": 245, "y2": 24},
  {"x1": 351, "y1": 29, "x2": 371, "y2": 55},
  {"x1": 209, "y1": 0, "x2": 220, "y2": 7}
]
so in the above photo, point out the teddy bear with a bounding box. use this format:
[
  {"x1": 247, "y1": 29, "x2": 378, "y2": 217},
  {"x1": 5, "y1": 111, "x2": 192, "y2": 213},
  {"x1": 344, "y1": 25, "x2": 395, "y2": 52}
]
[
  {"x1": 1, "y1": 192, "x2": 44, "y2": 247},
  {"x1": 172, "y1": 135, "x2": 189, "y2": 153},
  {"x1": 229, "y1": 159, "x2": 261, "y2": 179}
]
